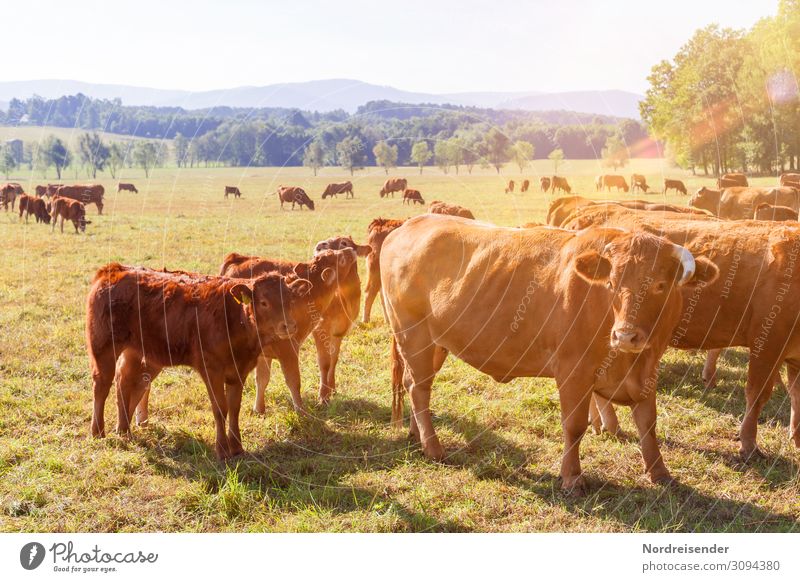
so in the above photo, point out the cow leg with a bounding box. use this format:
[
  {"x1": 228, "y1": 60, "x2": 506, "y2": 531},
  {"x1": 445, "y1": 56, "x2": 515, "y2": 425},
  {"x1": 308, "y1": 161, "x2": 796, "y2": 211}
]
[
  {"x1": 226, "y1": 381, "x2": 245, "y2": 457},
  {"x1": 89, "y1": 348, "x2": 117, "y2": 438},
  {"x1": 363, "y1": 259, "x2": 381, "y2": 323},
  {"x1": 589, "y1": 393, "x2": 620, "y2": 435},
  {"x1": 201, "y1": 371, "x2": 232, "y2": 460},
  {"x1": 135, "y1": 386, "x2": 151, "y2": 425},
  {"x1": 702, "y1": 349, "x2": 722, "y2": 389},
  {"x1": 276, "y1": 350, "x2": 306, "y2": 413},
  {"x1": 253, "y1": 356, "x2": 272, "y2": 414},
  {"x1": 787, "y1": 362, "x2": 800, "y2": 448},
  {"x1": 114, "y1": 352, "x2": 152, "y2": 435},
  {"x1": 631, "y1": 395, "x2": 672, "y2": 484},
  {"x1": 740, "y1": 356, "x2": 778, "y2": 459},
  {"x1": 314, "y1": 329, "x2": 341, "y2": 404},
  {"x1": 557, "y1": 381, "x2": 592, "y2": 494}
]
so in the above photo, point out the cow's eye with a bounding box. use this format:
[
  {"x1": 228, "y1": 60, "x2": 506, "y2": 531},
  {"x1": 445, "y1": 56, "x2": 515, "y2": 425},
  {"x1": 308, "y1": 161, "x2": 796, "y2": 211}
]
[{"x1": 654, "y1": 281, "x2": 667, "y2": 294}]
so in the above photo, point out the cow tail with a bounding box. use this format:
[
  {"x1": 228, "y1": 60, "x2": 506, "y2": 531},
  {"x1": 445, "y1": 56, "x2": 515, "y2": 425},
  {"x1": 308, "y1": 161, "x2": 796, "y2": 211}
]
[{"x1": 390, "y1": 335, "x2": 405, "y2": 429}]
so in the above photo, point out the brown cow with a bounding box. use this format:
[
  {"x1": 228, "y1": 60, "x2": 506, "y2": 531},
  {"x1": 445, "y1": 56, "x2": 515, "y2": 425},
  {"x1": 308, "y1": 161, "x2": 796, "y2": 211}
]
[
  {"x1": 631, "y1": 174, "x2": 649, "y2": 194},
  {"x1": 428, "y1": 200, "x2": 475, "y2": 219},
  {"x1": 550, "y1": 176, "x2": 571, "y2": 194},
  {"x1": 224, "y1": 186, "x2": 242, "y2": 198},
  {"x1": 18, "y1": 194, "x2": 51, "y2": 224},
  {"x1": 754, "y1": 203, "x2": 799, "y2": 222},
  {"x1": 690, "y1": 186, "x2": 798, "y2": 220},
  {"x1": 383, "y1": 214, "x2": 717, "y2": 493},
  {"x1": 601, "y1": 174, "x2": 630, "y2": 193},
  {"x1": 55, "y1": 184, "x2": 105, "y2": 214},
  {"x1": 118, "y1": 183, "x2": 138, "y2": 194},
  {"x1": 277, "y1": 186, "x2": 315, "y2": 210},
  {"x1": 380, "y1": 177, "x2": 407, "y2": 198},
  {"x1": 363, "y1": 217, "x2": 406, "y2": 323},
  {"x1": 403, "y1": 189, "x2": 425, "y2": 205},
  {"x1": 717, "y1": 173, "x2": 748, "y2": 189},
  {"x1": 540, "y1": 177, "x2": 551, "y2": 192},
  {"x1": 780, "y1": 173, "x2": 800, "y2": 187},
  {"x1": 35, "y1": 185, "x2": 47, "y2": 197},
  {"x1": 547, "y1": 195, "x2": 711, "y2": 227},
  {"x1": 86, "y1": 263, "x2": 309, "y2": 459},
  {"x1": 505, "y1": 180, "x2": 515, "y2": 194},
  {"x1": 45, "y1": 184, "x2": 63, "y2": 197},
  {"x1": 1, "y1": 183, "x2": 22, "y2": 211},
  {"x1": 663, "y1": 179, "x2": 687, "y2": 196},
  {"x1": 321, "y1": 181, "x2": 354, "y2": 199},
  {"x1": 520, "y1": 179, "x2": 530, "y2": 193},
  {"x1": 564, "y1": 209, "x2": 800, "y2": 457},
  {"x1": 51, "y1": 197, "x2": 91, "y2": 233}
]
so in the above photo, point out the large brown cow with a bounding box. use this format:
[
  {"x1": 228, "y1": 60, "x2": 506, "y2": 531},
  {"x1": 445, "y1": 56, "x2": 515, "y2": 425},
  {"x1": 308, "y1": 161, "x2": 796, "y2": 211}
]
[
  {"x1": 663, "y1": 179, "x2": 687, "y2": 196},
  {"x1": 363, "y1": 217, "x2": 406, "y2": 323},
  {"x1": 55, "y1": 184, "x2": 105, "y2": 214},
  {"x1": 321, "y1": 181, "x2": 354, "y2": 199},
  {"x1": 550, "y1": 176, "x2": 571, "y2": 194},
  {"x1": 277, "y1": 186, "x2": 315, "y2": 210},
  {"x1": 601, "y1": 174, "x2": 630, "y2": 193},
  {"x1": 717, "y1": 173, "x2": 748, "y2": 189},
  {"x1": 403, "y1": 189, "x2": 425, "y2": 205},
  {"x1": 224, "y1": 186, "x2": 242, "y2": 198},
  {"x1": 631, "y1": 174, "x2": 649, "y2": 194},
  {"x1": 380, "y1": 177, "x2": 407, "y2": 198},
  {"x1": 118, "y1": 183, "x2": 138, "y2": 194},
  {"x1": 428, "y1": 200, "x2": 475, "y2": 219},
  {"x1": 690, "y1": 186, "x2": 798, "y2": 220},
  {"x1": 754, "y1": 203, "x2": 799, "y2": 222},
  {"x1": 86, "y1": 263, "x2": 309, "y2": 459},
  {"x1": 1, "y1": 183, "x2": 22, "y2": 211},
  {"x1": 540, "y1": 177, "x2": 551, "y2": 192},
  {"x1": 520, "y1": 179, "x2": 530, "y2": 193},
  {"x1": 505, "y1": 180, "x2": 515, "y2": 194},
  {"x1": 18, "y1": 194, "x2": 51, "y2": 224},
  {"x1": 780, "y1": 173, "x2": 800, "y2": 187},
  {"x1": 382, "y1": 214, "x2": 716, "y2": 493},
  {"x1": 563, "y1": 209, "x2": 800, "y2": 456},
  {"x1": 51, "y1": 197, "x2": 91, "y2": 233}
]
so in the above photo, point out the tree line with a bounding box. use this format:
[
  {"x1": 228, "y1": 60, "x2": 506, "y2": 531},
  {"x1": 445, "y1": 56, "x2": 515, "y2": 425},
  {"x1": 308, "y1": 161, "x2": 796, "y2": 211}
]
[{"x1": 641, "y1": 0, "x2": 800, "y2": 175}]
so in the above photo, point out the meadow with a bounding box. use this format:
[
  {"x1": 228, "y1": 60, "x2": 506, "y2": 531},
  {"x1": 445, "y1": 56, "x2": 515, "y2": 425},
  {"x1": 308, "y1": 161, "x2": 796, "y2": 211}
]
[{"x1": 1, "y1": 158, "x2": 798, "y2": 532}]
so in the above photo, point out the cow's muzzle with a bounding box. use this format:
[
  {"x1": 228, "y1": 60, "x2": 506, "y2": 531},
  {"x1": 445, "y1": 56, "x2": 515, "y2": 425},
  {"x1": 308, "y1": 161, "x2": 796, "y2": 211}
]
[
  {"x1": 610, "y1": 326, "x2": 647, "y2": 353},
  {"x1": 276, "y1": 320, "x2": 298, "y2": 339}
]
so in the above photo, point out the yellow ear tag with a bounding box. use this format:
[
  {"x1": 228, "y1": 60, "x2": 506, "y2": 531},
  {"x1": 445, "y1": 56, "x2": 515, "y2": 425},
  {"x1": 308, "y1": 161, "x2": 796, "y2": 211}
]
[{"x1": 240, "y1": 294, "x2": 252, "y2": 305}]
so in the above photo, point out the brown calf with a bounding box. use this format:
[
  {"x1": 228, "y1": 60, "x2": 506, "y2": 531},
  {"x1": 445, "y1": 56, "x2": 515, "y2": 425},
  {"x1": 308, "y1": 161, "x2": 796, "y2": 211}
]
[
  {"x1": 403, "y1": 189, "x2": 425, "y2": 205},
  {"x1": 51, "y1": 197, "x2": 91, "y2": 233}
]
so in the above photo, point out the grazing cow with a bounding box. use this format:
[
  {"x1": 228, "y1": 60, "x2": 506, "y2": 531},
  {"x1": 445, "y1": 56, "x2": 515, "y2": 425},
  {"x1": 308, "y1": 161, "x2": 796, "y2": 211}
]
[
  {"x1": 563, "y1": 209, "x2": 800, "y2": 456},
  {"x1": 663, "y1": 179, "x2": 687, "y2": 196},
  {"x1": 18, "y1": 194, "x2": 51, "y2": 224},
  {"x1": 383, "y1": 214, "x2": 716, "y2": 493},
  {"x1": 505, "y1": 180, "x2": 515, "y2": 194},
  {"x1": 546, "y1": 195, "x2": 711, "y2": 227},
  {"x1": 601, "y1": 174, "x2": 630, "y2": 193},
  {"x1": 631, "y1": 174, "x2": 649, "y2": 194},
  {"x1": 428, "y1": 200, "x2": 475, "y2": 219},
  {"x1": 55, "y1": 184, "x2": 105, "y2": 214},
  {"x1": 754, "y1": 203, "x2": 799, "y2": 222},
  {"x1": 86, "y1": 263, "x2": 309, "y2": 459},
  {"x1": 717, "y1": 173, "x2": 748, "y2": 189},
  {"x1": 540, "y1": 177, "x2": 551, "y2": 192},
  {"x1": 550, "y1": 176, "x2": 571, "y2": 194},
  {"x1": 51, "y1": 197, "x2": 91, "y2": 233},
  {"x1": 1, "y1": 183, "x2": 22, "y2": 211},
  {"x1": 690, "y1": 186, "x2": 798, "y2": 220},
  {"x1": 321, "y1": 181, "x2": 354, "y2": 199},
  {"x1": 118, "y1": 183, "x2": 138, "y2": 194},
  {"x1": 363, "y1": 217, "x2": 406, "y2": 323},
  {"x1": 780, "y1": 172, "x2": 800, "y2": 187},
  {"x1": 380, "y1": 177, "x2": 407, "y2": 198},
  {"x1": 520, "y1": 179, "x2": 530, "y2": 193},
  {"x1": 224, "y1": 186, "x2": 242, "y2": 198},
  {"x1": 403, "y1": 189, "x2": 425, "y2": 205},
  {"x1": 277, "y1": 186, "x2": 315, "y2": 210}
]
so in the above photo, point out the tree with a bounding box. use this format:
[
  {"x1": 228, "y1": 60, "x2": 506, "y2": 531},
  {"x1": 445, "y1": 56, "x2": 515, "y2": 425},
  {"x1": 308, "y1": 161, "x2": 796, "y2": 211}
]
[
  {"x1": 0, "y1": 145, "x2": 16, "y2": 178},
  {"x1": 373, "y1": 141, "x2": 398, "y2": 174},
  {"x1": 447, "y1": 137, "x2": 465, "y2": 174},
  {"x1": 174, "y1": 133, "x2": 189, "y2": 168},
  {"x1": 77, "y1": 132, "x2": 110, "y2": 179},
  {"x1": 303, "y1": 140, "x2": 325, "y2": 176},
  {"x1": 41, "y1": 136, "x2": 71, "y2": 179},
  {"x1": 483, "y1": 128, "x2": 510, "y2": 173},
  {"x1": 602, "y1": 134, "x2": 630, "y2": 170},
  {"x1": 107, "y1": 143, "x2": 126, "y2": 179},
  {"x1": 133, "y1": 141, "x2": 159, "y2": 177},
  {"x1": 548, "y1": 148, "x2": 564, "y2": 174},
  {"x1": 336, "y1": 136, "x2": 366, "y2": 175},
  {"x1": 411, "y1": 141, "x2": 432, "y2": 174},
  {"x1": 434, "y1": 140, "x2": 454, "y2": 174},
  {"x1": 509, "y1": 140, "x2": 534, "y2": 173}
]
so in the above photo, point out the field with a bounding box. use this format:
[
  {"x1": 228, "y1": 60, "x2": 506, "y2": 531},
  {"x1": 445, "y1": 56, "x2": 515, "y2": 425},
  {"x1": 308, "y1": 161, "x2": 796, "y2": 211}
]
[
  {"x1": 1, "y1": 158, "x2": 798, "y2": 533},
  {"x1": 0, "y1": 125, "x2": 165, "y2": 152}
]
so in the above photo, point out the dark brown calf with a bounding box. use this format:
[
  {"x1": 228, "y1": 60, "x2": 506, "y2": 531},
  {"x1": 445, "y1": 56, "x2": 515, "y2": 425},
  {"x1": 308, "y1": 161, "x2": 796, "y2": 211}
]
[
  {"x1": 225, "y1": 186, "x2": 242, "y2": 198},
  {"x1": 118, "y1": 183, "x2": 138, "y2": 193},
  {"x1": 402, "y1": 189, "x2": 424, "y2": 205},
  {"x1": 51, "y1": 197, "x2": 90, "y2": 233}
]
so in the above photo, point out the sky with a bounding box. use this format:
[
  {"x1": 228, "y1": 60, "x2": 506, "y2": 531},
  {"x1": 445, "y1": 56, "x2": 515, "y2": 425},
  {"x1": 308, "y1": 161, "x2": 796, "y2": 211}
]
[{"x1": 3, "y1": 0, "x2": 773, "y2": 94}]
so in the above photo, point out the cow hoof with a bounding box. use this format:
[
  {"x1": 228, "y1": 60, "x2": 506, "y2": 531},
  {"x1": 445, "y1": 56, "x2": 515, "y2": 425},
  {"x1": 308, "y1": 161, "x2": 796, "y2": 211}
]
[
  {"x1": 252, "y1": 404, "x2": 266, "y2": 415},
  {"x1": 651, "y1": 473, "x2": 677, "y2": 487},
  {"x1": 135, "y1": 414, "x2": 149, "y2": 426},
  {"x1": 422, "y1": 440, "x2": 445, "y2": 462},
  {"x1": 91, "y1": 428, "x2": 106, "y2": 438},
  {"x1": 702, "y1": 375, "x2": 717, "y2": 390},
  {"x1": 739, "y1": 446, "x2": 766, "y2": 461},
  {"x1": 561, "y1": 475, "x2": 588, "y2": 496}
]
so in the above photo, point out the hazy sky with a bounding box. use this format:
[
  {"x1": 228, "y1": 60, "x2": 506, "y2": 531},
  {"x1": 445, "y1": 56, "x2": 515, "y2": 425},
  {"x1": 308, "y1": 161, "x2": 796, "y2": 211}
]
[{"x1": 5, "y1": 0, "x2": 772, "y2": 94}]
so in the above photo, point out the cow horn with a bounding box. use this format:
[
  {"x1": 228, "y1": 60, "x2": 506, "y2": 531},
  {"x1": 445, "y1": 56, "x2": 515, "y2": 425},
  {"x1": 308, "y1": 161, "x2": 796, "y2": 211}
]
[{"x1": 673, "y1": 244, "x2": 695, "y2": 285}]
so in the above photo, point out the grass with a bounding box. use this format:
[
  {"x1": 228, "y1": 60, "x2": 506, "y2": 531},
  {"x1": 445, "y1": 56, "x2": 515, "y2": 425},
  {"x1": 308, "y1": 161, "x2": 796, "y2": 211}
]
[{"x1": 0, "y1": 159, "x2": 798, "y2": 532}]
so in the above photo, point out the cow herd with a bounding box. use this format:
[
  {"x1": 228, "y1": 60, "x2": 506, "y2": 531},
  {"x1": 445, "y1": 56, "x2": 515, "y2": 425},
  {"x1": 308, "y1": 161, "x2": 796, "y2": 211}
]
[{"x1": 2, "y1": 182, "x2": 108, "y2": 233}]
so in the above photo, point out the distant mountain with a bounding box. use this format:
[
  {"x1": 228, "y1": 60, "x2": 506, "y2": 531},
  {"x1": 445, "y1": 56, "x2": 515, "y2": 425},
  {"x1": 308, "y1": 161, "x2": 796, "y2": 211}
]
[{"x1": 0, "y1": 79, "x2": 643, "y2": 118}]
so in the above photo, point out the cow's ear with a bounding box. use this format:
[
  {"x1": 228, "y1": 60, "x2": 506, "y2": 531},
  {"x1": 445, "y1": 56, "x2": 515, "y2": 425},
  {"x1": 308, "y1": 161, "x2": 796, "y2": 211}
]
[
  {"x1": 321, "y1": 267, "x2": 336, "y2": 285},
  {"x1": 683, "y1": 256, "x2": 719, "y2": 288},
  {"x1": 768, "y1": 237, "x2": 795, "y2": 267},
  {"x1": 355, "y1": 243, "x2": 372, "y2": 257},
  {"x1": 574, "y1": 250, "x2": 612, "y2": 284},
  {"x1": 289, "y1": 278, "x2": 313, "y2": 296},
  {"x1": 230, "y1": 283, "x2": 253, "y2": 305}
]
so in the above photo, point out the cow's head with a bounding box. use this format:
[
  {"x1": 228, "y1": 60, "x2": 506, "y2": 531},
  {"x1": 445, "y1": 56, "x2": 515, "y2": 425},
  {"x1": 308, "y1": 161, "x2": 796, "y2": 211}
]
[
  {"x1": 76, "y1": 205, "x2": 90, "y2": 233},
  {"x1": 306, "y1": 198, "x2": 316, "y2": 210},
  {"x1": 314, "y1": 235, "x2": 372, "y2": 257},
  {"x1": 300, "y1": 248, "x2": 358, "y2": 289},
  {"x1": 573, "y1": 229, "x2": 719, "y2": 353},
  {"x1": 230, "y1": 273, "x2": 305, "y2": 340},
  {"x1": 689, "y1": 187, "x2": 721, "y2": 214}
]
